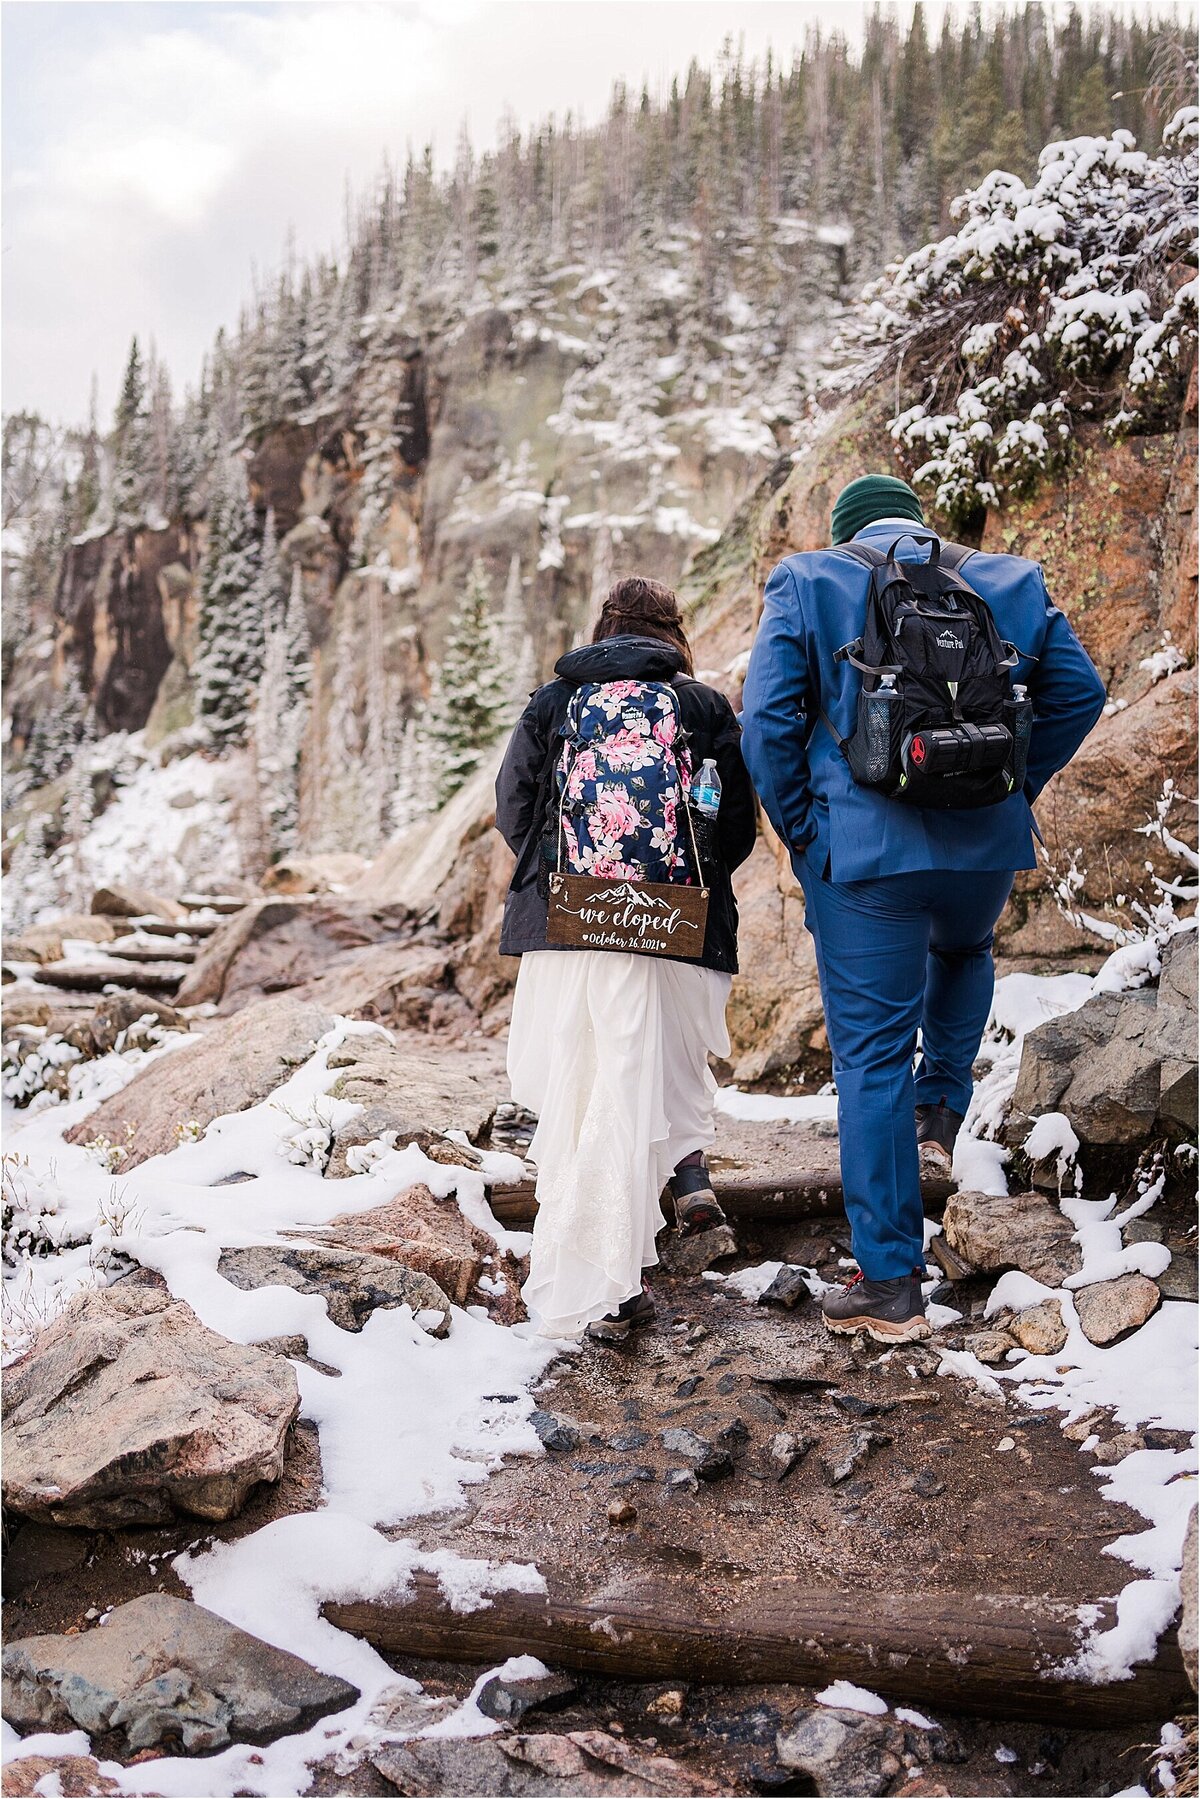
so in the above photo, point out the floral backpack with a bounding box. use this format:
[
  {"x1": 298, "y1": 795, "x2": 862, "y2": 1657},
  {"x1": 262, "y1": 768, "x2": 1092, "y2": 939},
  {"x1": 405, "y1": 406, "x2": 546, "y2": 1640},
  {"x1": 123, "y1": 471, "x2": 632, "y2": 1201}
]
[{"x1": 554, "y1": 680, "x2": 696, "y2": 883}]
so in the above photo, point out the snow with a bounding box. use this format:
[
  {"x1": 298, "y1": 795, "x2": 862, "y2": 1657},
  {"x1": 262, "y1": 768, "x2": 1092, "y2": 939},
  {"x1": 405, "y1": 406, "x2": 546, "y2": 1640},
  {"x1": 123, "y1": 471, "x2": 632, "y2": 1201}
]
[
  {"x1": 815, "y1": 1680, "x2": 888, "y2": 1714},
  {"x1": 715, "y1": 1086, "x2": 838, "y2": 1124},
  {"x1": 1, "y1": 1019, "x2": 565, "y2": 1791}
]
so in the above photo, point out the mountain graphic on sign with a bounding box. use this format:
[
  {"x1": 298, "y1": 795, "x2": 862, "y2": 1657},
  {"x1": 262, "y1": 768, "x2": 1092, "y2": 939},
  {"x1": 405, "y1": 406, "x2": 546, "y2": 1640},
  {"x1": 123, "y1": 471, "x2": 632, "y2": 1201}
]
[{"x1": 591, "y1": 883, "x2": 684, "y2": 914}]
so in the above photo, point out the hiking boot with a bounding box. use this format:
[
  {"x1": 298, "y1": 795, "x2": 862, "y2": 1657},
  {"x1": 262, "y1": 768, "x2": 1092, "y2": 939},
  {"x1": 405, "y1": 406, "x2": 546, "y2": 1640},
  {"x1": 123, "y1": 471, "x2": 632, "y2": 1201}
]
[
  {"x1": 915, "y1": 1102, "x2": 964, "y2": 1180},
  {"x1": 822, "y1": 1271, "x2": 932, "y2": 1344},
  {"x1": 671, "y1": 1156, "x2": 727, "y2": 1236},
  {"x1": 586, "y1": 1280, "x2": 656, "y2": 1343}
]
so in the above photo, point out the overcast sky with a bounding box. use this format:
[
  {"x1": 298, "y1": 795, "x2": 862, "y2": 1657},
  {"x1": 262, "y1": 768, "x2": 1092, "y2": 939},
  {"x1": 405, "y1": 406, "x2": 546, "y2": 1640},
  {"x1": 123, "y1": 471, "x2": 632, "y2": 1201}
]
[{"x1": 0, "y1": 0, "x2": 1158, "y2": 426}]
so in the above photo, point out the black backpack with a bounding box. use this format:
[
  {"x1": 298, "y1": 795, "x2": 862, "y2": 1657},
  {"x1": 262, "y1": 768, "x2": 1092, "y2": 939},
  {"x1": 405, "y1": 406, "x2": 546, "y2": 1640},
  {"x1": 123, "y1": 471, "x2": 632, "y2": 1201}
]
[{"x1": 821, "y1": 535, "x2": 1034, "y2": 811}]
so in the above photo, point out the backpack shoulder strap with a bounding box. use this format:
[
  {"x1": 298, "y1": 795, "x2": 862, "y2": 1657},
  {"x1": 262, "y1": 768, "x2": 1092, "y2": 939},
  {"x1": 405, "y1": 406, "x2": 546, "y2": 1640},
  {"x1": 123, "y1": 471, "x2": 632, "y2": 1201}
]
[
  {"x1": 832, "y1": 542, "x2": 888, "y2": 569},
  {"x1": 938, "y1": 541, "x2": 977, "y2": 575}
]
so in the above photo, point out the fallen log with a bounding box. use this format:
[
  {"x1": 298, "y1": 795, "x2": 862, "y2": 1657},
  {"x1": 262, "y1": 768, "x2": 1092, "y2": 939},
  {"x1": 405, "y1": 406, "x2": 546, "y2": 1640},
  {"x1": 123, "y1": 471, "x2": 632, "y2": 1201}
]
[
  {"x1": 487, "y1": 1169, "x2": 952, "y2": 1227},
  {"x1": 32, "y1": 960, "x2": 188, "y2": 994},
  {"x1": 325, "y1": 1573, "x2": 1186, "y2": 1725}
]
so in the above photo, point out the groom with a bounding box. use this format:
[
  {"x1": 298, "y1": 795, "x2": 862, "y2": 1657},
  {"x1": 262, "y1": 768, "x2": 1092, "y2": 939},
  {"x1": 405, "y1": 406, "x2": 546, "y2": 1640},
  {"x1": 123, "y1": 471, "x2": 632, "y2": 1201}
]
[{"x1": 740, "y1": 474, "x2": 1105, "y2": 1343}]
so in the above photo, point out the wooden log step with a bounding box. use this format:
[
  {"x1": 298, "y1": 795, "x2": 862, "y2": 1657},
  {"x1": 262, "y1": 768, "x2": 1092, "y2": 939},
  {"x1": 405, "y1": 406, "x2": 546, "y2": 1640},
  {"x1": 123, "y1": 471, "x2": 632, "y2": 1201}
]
[
  {"x1": 132, "y1": 916, "x2": 220, "y2": 938},
  {"x1": 325, "y1": 1573, "x2": 1187, "y2": 1726},
  {"x1": 178, "y1": 893, "x2": 246, "y2": 915},
  {"x1": 107, "y1": 942, "x2": 199, "y2": 965},
  {"x1": 33, "y1": 960, "x2": 188, "y2": 994},
  {"x1": 487, "y1": 1169, "x2": 953, "y2": 1227}
]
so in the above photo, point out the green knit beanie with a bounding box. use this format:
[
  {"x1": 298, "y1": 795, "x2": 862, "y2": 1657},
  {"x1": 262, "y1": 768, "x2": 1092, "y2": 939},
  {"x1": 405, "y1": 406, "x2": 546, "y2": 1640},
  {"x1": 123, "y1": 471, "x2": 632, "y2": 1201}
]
[{"x1": 830, "y1": 474, "x2": 925, "y2": 545}]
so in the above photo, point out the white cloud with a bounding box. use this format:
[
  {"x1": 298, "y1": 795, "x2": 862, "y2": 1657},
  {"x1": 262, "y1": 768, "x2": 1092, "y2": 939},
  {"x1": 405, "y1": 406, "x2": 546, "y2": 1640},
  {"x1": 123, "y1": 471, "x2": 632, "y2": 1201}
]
[{"x1": 0, "y1": 0, "x2": 907, "y2": 422}]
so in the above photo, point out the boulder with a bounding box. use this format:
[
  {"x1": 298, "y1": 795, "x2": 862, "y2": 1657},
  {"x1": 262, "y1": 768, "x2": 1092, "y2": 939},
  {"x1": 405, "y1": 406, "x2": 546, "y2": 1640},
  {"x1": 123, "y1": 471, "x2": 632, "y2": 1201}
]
[
  {"x1": 941, "y1": 1189, "x2": 1082, "y2": 1287},
  {"x1": 216, "y1": 1244, "x2": 452, "y2": 1335},
  {"x1": 1, "y1": 1754, "x2": 122, "y2": 1796},
  {"x1": 1073, "y1": 1273, "x2": 1161, "y2": 1346},
  {"x1": 91, "y1": 883, "x2": 185, "y2": 921},
  {"x1": 1149, "y1": 930, "x2": 1199, "y2": 1134},
  {"x1": 350, "y1": 748, "x2": 505, "y2": 911},
  {"x1": 64, "y1": 994, "x2": 335, "y2": 1168},
  {"x1": 323, "y1": 1184, "x2": 493, "y2": 1304},
  {"x1": 173, "y1": 899, "x2": 411, "y2": 1011},
  {"x1": 294, "y1": 938, "x2": 457, "y2": 1032},
  {"x1": 1181, "y1": 1504, "x2": 1198, "y2": 1693},
  {"x1": 2, "y1": 1593, "x2": 357, "y2": 1755},
  {"x1": 775, "y1": 1709, "x2": 903, "y2": 1798},
  {"x1": 1009, "y1": 1300, "x2": 1068, "y2": 1356},
  {"x1": 1033, "y1": 669, "x2": 1198, "y2": 907},
  {"x1": 4, "y1": 915, "x2": 117, "y2": 965},
  {"x1": 725, "y1": 829, "x2": 825, "y2": 1080},
  {"x1": 323, "y1": 1032, "x2": 497, "y2": 1172},
  {"x1": 62, "y1": 991, "x2": 186, "y2": 1058},
  {"x1": 1009, "y1": 988, "x2": 1161, "y2": 1150},
  {"x1": 373, "y1": 1730, "x2": 709, "y2": 1797},
  {"x1": 2, "y1": 1285, "x2": 299, "y2": 1527},
  {"x1": 261, "y1": 852, "x2": 369, "y2": 895}
]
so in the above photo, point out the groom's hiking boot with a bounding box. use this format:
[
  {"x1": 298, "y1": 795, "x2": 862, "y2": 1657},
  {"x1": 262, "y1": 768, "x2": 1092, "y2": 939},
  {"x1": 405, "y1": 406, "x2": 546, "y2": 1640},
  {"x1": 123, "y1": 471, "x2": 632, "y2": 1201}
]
[
  {"x1": 916, "y1": 1102, "x2": 964, "y2": 1181},
  {"x1": 586, "y1": 1280, "x2": 656, "y2": 1343},
  {"x1": 822, "y1": 1271, "x2": 932, "y2": 1344},
  {"x1": 671, "y1": 1156, "x2": 727, "y2": 1236}
]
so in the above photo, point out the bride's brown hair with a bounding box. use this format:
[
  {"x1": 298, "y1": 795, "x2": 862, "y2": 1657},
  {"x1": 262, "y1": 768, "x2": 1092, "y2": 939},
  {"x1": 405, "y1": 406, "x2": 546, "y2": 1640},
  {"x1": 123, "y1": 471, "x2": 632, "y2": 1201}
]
[{"x1": 591, "y1": 575, "x2": 694, "y2": 675}]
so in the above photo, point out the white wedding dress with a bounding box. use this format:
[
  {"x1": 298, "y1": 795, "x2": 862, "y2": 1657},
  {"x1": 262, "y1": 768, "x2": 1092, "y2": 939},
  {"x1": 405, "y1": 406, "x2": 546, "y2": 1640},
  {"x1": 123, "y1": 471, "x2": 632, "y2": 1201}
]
[{"x1": 507, "y1": 948, "x2": 732, "y2": 1338}]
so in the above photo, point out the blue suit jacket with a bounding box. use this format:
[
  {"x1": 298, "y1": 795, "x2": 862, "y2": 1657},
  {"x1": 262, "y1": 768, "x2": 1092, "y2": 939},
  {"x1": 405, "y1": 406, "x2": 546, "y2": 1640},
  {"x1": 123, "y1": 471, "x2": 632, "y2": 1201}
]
[{"x1": 740, "y1": 520, "x2": 1107, "y2": 882}]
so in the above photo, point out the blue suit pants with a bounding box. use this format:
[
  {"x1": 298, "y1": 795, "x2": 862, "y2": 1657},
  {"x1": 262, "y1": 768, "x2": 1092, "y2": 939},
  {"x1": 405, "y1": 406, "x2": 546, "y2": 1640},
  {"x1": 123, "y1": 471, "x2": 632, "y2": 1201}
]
[{"x1": 796, "y1": 860, "x2": 1014, "y2": 1280}]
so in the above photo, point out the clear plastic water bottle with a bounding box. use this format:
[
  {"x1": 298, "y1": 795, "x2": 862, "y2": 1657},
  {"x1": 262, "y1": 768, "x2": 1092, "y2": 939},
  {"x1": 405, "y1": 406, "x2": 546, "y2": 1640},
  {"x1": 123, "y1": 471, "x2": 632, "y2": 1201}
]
[
  {"x1": 861, "y1": 673, "x2": 900, "y2": 783},
  {"x1": 692, "y1": 758, "x2": 722, "y2": 818}
]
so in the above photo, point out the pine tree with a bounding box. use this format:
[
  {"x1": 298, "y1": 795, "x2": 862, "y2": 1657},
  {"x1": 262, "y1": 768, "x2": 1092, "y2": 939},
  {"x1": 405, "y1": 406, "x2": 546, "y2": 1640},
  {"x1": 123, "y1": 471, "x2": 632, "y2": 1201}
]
[
  {"x1": 254, "y1": 561, "x2": 312, "y2": 858},
  {"x1": 424, "y1": 560, "x2": 512, "y2": 805},
  {"x1": 22, "y1": 669, "x2": 91, "y2": 788},
  {"x1": 500, "y1": 552, "x2": 535, "y2": 716},
  {"x1": 388, "y1": 712, "x2": 437, "y2": 833},
  {"x1": 316, "y1": 600, "x2": 363, "y2": 852},
  {"x1": 110, "y1": 336, "x2": 150, "y2": 525},
  {"x1": 194, "y1": 454, "x2": 264, "y2": 747}
]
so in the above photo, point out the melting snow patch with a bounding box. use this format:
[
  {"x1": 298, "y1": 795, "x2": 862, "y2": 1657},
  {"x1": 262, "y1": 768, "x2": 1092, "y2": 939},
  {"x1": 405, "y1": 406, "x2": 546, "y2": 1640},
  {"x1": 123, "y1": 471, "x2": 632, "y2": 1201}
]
[
  {"x1": 715, "y1": 1087, "x2": 838, "y2": 1124},
  {"x1": 815, "y1": 1680, "x2": 888, "y2": 1715}
]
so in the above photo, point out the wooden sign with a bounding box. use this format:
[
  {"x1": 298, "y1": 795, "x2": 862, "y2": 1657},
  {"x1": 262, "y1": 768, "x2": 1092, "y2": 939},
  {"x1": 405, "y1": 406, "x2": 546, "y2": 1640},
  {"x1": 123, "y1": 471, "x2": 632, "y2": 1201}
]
[{"x1": 546, "y1": 873, "x2": 709, "y2": 960}]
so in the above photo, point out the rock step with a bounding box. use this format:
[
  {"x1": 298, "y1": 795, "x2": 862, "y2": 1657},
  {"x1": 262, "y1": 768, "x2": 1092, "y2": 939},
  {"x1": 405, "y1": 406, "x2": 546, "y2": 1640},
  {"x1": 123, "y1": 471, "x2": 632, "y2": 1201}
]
[
  {"x1": 488, "y1": 1168, "x2": 952, "y2": 1227},
  {"x1": 178, "y1": 893, "x2": 248, "y2": 915},
  {"x1": 107, "y1": 943, "x2": 199, "y2": 965},
  {"x1": 132, "y1": 916, "x2": 221, "y2": 939},
  {"x1": 326, "y1": 1572, "x2": 1187, "y2": 1727},
  {"x1": 32, "y1": 960, "x2": 188, "y2": 994}
]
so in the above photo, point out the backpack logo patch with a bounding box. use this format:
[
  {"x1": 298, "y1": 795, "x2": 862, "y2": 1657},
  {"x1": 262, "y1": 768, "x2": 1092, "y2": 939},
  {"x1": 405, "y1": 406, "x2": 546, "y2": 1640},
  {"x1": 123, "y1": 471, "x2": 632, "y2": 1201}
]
[{"x1": 936, "y1": 629, "x2": 965, "y2": 650}]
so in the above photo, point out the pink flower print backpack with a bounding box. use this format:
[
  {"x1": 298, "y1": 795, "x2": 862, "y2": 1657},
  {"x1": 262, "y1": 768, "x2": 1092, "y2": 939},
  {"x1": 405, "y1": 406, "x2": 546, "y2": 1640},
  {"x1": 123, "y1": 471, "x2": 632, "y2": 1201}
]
[{"x1": 555, "y1": 681, "x2": 697, "y2": 883}]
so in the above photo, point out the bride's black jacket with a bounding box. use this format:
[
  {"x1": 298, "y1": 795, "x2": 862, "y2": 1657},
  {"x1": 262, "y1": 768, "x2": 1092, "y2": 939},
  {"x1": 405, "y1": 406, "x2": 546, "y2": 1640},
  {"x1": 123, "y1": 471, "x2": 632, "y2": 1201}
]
[{"x1": 495, "y1": 635, "x2": 758, "y2": 974}]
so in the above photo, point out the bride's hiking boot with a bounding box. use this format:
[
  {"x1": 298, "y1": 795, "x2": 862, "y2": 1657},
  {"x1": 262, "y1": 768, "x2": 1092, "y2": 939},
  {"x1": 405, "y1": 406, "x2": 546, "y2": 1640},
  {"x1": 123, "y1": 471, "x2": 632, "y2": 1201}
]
[
  {"x1": 586, "y1": 1280, "x2": 656, "y2": 1343},
  {"x1": 821, "y1": 1271, "x2": 932, "y2": 1344},
  {"x1": 915, "y1": 1102, "x2": 963, "y2": 1181},
  {"x1": 671, "y1": 1154, "x2": 726, "y2": 1236}
]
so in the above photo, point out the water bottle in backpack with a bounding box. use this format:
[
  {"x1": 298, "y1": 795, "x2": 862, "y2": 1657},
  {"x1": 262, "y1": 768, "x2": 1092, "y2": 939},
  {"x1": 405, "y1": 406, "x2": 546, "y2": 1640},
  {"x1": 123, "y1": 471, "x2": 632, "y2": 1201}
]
[{"x1": 691, "y1": 758, "x2": 722, "y2": 819}]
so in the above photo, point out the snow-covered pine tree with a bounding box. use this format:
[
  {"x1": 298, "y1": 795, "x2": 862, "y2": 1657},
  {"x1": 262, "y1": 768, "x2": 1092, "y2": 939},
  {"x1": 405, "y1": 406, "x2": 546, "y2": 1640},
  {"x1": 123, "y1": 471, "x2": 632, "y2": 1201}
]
[
  {"x1": 21, "y1": 668, "x2": 91, "y2": 789},
  {"x1": 262, "y1": 566, "x2": 307, "y2": 860},
  {"x1": 254, "y1": 560, "x2": 312, "y2": 858},
  {"x1": 109, "y1": 337, "x2": 150, "y2": 525},
  {"x1": 424, "y1": 559, "x2": 512, "y2": 806},
  {"x1": 316, "y1": 600, "x2": 367, "y2": 853},
  {"x1": 6, "y1": 814, "x2": 52, "y2": 933},
  {"x1": 194, "y1": 454, "x2": 264, "y2": 747},
  {"x1": 388, "y1": 711, "x2": 437, "y2": 834},
  {"x1": 499, "y1": 553, "x2": 535, "y2": 719}
]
